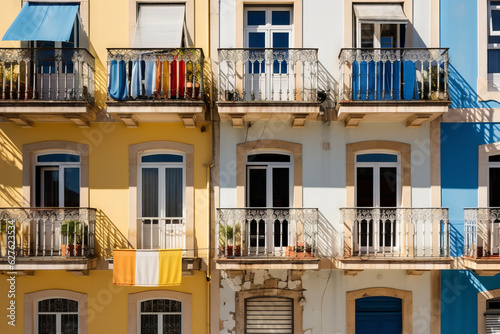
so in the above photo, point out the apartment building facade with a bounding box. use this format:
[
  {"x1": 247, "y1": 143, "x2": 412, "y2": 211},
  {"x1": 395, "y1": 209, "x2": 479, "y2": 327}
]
[{"x1": 0, "y1": 1, "x2": 211, "y2": 333}]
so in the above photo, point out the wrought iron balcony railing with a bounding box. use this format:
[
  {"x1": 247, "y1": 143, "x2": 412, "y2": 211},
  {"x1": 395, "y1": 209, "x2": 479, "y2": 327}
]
[
  {"x1": 107, "y1": 48, "x2": 204, "y2": 101},
  {"x1": 338, "y1": 48, "x2": 449, "y2": 102},
  {"x1": 216, "y1": 208, "x2": 318, "y2": 258},
  {"x1": 464, "y1": 208, "x2": 500, "y2": 258},
  {"x1": 341, "y1": 208, "x2": 449, "y2": 258},
  {"x1": 218, "y1": 48, "x2": 318, "y2": 102},
  {"x1": 0, "y1": 207, "x2": 96, "y2": 258},
  {"x1": 0, "y1": 48, "x2": 95, "y2": 102},
  {"x1": 138, "y1": 216, "x2": 186, "y2": 250}
]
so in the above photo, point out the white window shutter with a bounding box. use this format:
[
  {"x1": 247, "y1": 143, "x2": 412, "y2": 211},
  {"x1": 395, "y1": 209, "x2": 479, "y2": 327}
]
[
  {"x1": 487, "y1": 315, "x2": 500, "y2": 334},
  {"x1": 133, "y1": 4, "x2": 185, "y2": 48}
]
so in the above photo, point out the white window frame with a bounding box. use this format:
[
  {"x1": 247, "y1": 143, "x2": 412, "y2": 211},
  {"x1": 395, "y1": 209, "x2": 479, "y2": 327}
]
[
  {"x1": 354, "y1": 151, "x2": 401, "y2": 208},
  {"x1": 243, "y1": 7, "x2": 293, "y2": 48},
  {"x1": 138, "y1": 151, "x2": 186, "y2": 249},
  {"x1": 355, "y1": 22, "x2": 402, "y2": 49},
  {"x1": 245, "y1": 151, "x2": 293, "y2": 208},
  {"x1": 354, "y1": 151, "x2": 401, "y2": 253},
  {"x1": 33, "y1": 151, "x2": 81, "y2": 207},
  {"x1": 137, "y1": 298, "x2": 183, "y2": 334},
  {"x1": 489, "y1": 1, "x2": 500, "y2": 74},
  {"x1": 34, "y1": 298, "x2": 79, "y2": 334}
]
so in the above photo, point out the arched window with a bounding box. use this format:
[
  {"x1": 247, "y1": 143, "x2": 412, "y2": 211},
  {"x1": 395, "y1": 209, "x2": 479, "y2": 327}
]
[
  {"x1": 34, "y1": 152, "x2": 81, "y2": 207},
  {"x1": 138, "y1": 152, "x2": 185, "y2": 249},
  {"x1": 36, "y1": 298, "x2": 79, "y2": 334},
  {"x1": 139, "y1": 299, "x2": 183, "y2": 334}
]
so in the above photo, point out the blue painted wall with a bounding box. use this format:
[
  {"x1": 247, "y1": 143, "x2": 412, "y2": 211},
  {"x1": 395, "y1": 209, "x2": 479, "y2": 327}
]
[
  {"x1": 441, "y1": 0, "x2": 500, "y2": 109},
  {"x1": 441, "y1": 123, "x2": 500, "y2": 256},
  {"x1": 441, "y1": 270, "x2": 500, "y2": 333}
]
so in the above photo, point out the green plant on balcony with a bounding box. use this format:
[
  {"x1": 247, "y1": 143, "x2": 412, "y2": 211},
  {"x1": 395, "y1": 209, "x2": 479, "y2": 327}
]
[
  {"x1": 422, "y1": 65, "x2": 445, "y2": 100},
  {"x1": 61, "y1": 220, "x2": 88, "y2": 257},
  {"x1": 218, "y1": 223, "x2": 241, "y2": 256}
]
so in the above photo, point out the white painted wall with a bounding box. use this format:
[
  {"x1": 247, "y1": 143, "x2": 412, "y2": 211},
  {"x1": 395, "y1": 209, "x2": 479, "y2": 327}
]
[
  {"x1": 302, "y1": 269, "x2": 432, "y2": 334},
  {"x1": 219, "y1": 120, "x2": 433, "y2": 255}
]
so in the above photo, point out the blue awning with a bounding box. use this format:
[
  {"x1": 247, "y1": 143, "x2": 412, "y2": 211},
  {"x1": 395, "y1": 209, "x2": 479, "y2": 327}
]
[{"x1": 2, "y1": 3, "x2": 79, "y2": 41}]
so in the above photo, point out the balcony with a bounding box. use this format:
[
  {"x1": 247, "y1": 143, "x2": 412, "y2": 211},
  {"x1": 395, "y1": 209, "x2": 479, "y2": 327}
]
[
  {"x1": 216, "y1": 208, "x2": 320, "y2": 270},
  {"x1": 337, "y1": 48, "x2": 450, "y2": 127},
  {"x1": 106, "y1": 48, "x2": 205, "y2": 128},
  {"x1": 339, "y1": 208, "x2": 452, "y2": 272},
  {"x1": 464, "y1": 208, "x2": 500, "y2": 274},
  {"x1": 217, "y1": 48, "x2": 321, "y2": 128},
  {"x1": 0, "y1": 48, "x2": 95, "y2": 127},
  {"x1": 0, "y1": 207, "x2": 97, "y2": 272}
]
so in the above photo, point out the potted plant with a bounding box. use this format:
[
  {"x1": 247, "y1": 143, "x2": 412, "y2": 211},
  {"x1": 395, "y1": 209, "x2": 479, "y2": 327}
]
[
  {"x1": 423, "y1": 65, "x2": 445, "y2": 100},
  {"x1": 61, "y1": 220, "x2": 88, "y2": 256},
  {"x1": 219, "y1": 223, "x2": 241, "y2": 257}
]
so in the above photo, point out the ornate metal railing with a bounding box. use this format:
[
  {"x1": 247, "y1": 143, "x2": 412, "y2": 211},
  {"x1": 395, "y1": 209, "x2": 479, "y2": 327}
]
[
  {"x1": 0, "y1": 208, "x2": 96, "y2": 258},
  {"x1": 340, "y1": 208, "x2": 449, "y2": 257},
  {"x1": 218, "y1": 48, "x2": 318, "y2": 102},
  {"x1": 138, "y1": 217, "x2": 186, "y2": 250},
  {"x1": 0, "y1": 48, "x2": 95, "y2": 102},
  {"x1": 216, "y1": 208, "x2": 318, "y2": 258},
  {"x1": 107, "y1": 48, "x2": 204, "y2": 101},
  {"x1": 464, "y1": 208, "x2": 500, "y2": 258},
  {"x1": 338, "y1": 48, "x2": 449, "y2": 102}
]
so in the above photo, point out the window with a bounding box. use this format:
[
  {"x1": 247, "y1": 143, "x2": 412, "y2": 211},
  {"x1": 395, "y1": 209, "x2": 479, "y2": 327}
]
[
  {"x1": 245, "y1": 297, "x2": 293, "y2": 334},
  {"x1": 138, "y1": 152, "x2": 185, "y2": 249},
  {"x1": 486, "y1": 297, "x2": 500, "y2": 333},
  {"x1": 354, "y1": 152, "x2": 400, "y2": 252},
  {"x1": 37, "y1": 298, "x2": 79, "y2": 334},
  {"x1": 353, "y1": 4, "x2": 408, "y2": 48},
  {"x1": 488, "y1": 1, "x2": 500, "y2": 75},
  {"x1": 139, "y1": 299, "x2": 182, "y2": 334},
  {"x1": 246, "y1": 152, "x2": 292, "y2": 252},
  {"x1": 34, "y1": 152, "x2": 81, "y2": 207}
]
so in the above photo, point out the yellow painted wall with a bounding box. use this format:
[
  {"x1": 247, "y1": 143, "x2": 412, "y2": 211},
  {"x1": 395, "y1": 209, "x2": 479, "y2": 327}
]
[
  {"x1": 0, "y1": 122, "x2": 212, "y2": 259},
  {"x1": 0, "y1": 270, "x2": 208, "y2": 333}
]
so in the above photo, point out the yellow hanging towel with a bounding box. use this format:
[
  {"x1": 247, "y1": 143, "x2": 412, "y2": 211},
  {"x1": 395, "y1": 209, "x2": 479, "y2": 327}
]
[
  {"x1": 112, "y1": 249, "x2": 136, "y2": 286},
  {"x1": 159, "y1": 249, "x2": 182, "y2": 286}
]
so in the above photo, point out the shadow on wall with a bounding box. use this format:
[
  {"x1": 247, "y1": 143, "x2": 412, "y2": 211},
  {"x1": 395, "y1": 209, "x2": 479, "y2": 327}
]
[
  {"x1": 448, "y1": 63, "x2": 497, "y2": 113},
  {"x1": 0, "y1": 129, "x2": 22, "y2": 170},
  {"x1": 449, "y1": 223, "x2": 464, "y2": 258},
  {"x1": 317, "y1": 61, "x2": 337, "y2": 110},
  {"x1": 317, "y1": 211, "x2": 336, "y2": 258},
  {"x1": 94, "y1": 209, "x2": 132, "y2": 259}
]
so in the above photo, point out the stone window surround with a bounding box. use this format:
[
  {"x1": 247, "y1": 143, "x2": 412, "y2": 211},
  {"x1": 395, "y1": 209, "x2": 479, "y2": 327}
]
[
  {"x1": 346, "y1": 287, "x2": 412, "y2": 334},
  {"x1": 236, "y1": 140, "x2": 302, "y2": 207},
  {"x1": 128, "y1": 290, "x2": 192, "y2": 334},
  {"x1": 129, "y1": 0, "x2": 195, "y2": 47},
  {"x1": 22, "y1": 141, "x2": 89, "y2": 207},
  {"x1": 478, "y1": 288, "x2": 500, "y2": 334},
  {"x1": 24, "y1": 289, "x2": 87, "y2": 334},
  {"x1": 346, "y1": 140, "x2": 411, "y2": 207},
  {"x1": 478, "y1": 142, "x2": 500, "y2": 206},
  {"x1": 235, "y1": 289, "x2": 303, "y2": 334},
  {"x1": 478, "y1": 1, "x2": 500, "y2": 100},
  {"x1": 129, "y1": 141, "x2": 194, "y2": 253}
]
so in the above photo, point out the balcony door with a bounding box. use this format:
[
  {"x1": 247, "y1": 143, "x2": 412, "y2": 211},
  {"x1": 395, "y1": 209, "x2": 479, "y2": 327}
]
[
  {"x1": 246, "y1": 153, "x2": 292, "y2": 255},
  {"x1": 34, "y1": 153, "x2": 81, "y2": 253},
  {"x1": 355, "y1": 152, "x2": 400, "y2": 253},
  {"x1": 488, "y1": 155, "x2": 500, "y2": 255},
  {"x1": 244, "y1": 7, "x2": 292, "y2": 100},
  {"x1": 139, "y1": 153, "x2": 185, "y2": 249}
]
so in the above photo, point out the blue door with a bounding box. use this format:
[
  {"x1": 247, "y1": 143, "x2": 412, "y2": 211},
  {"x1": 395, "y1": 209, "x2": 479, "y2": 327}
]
[{"x1": 355, "y1": 296, "x2": 402, "y2": 334}]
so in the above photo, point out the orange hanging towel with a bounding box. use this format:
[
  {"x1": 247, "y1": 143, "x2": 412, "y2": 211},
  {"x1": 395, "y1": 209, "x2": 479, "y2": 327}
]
[{"x1": 112, "y1": 249, "x2": 136, "y2": 286}]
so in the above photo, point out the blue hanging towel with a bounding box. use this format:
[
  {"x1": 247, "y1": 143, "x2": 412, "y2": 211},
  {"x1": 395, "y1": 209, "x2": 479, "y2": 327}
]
[
  {"x1": 108, "y1": 60, "x2": 128, "y2": 100},
  {"x1": 144, "y1": 60, "x2": 157, "y2": 97},
  {"x1": 130, "y1": 60, "x2": 142, "y2": 99},
  {"x1": 403, "y1": 60, "x2": 419, "y2": 100},
  {"x1": 352, "y1": 61, "x2": 359, "y2": 100}
]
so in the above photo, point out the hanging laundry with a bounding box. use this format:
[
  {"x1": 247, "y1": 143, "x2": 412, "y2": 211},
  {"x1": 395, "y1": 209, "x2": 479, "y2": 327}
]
[
  {"x1": 108, "y1": 60, "x2": 127, "y2": 100},
  {"x1": 144, "y1": 59, "x2": 156, "y2": 97},
  {"x1": 155, "y1": 58, "x2": 162, "y2": 98},
  {"x1": 130, "y1": 59, "x2": 142, "y2": 99}
]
